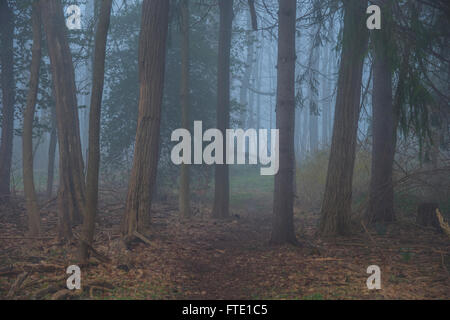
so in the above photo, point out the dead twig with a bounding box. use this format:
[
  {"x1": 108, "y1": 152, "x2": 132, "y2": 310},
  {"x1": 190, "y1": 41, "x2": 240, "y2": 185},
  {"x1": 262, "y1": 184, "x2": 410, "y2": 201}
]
[
  {"x1": 22, "y1": 274, "x2": 66, "y2": 290},
  {"x1": 21, "y1": 263, "x2": 63, "y2": 273},
  {"x1": 0, "y1": 236, "x2": 54, "y2": 240}
]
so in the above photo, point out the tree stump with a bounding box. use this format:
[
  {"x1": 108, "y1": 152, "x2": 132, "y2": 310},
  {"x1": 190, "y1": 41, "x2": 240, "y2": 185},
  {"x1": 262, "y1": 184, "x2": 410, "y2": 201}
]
[{"x1": 416, "y1": 203, "x2": 442, "y2": 233}]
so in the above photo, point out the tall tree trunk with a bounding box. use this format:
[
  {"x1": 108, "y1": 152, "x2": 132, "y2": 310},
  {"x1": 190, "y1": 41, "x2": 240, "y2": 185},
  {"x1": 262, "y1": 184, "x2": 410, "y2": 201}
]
[
  {"x1": 46, "y1": 104, "x2": 57, "y2": 199},
  {"x1": 179, "y1": 0, "x2": 191, "y2": 218},
  {"x1": 212, "y1": 0, "x2": 233, "y2": 219},
  {"x1": 309, "y1": 34, "x2": 320, "y2": 154},
  {"x1": 80, "y1": 0, "x2": 97, "y2": 167},
  {"x1": 41, "y1": 0, "x2": 86, "y2": 240},
  {"x1": 270, "y1": 0, "x2": 297, "y2": 245},
  {"x1": 328, "y1": 37, "x2": 337, "y2": 141},
  {"x1": 0, "y1": 0, "x2": 15, "y2": 204},
  {"x1": 321, "y1": 43, "x2": 330, "y2": 147},
  {"x1": 23, "y1": 1, "x2": 42, "y2": 237},
  {"x1": 366, "y1": 6, "x2": 396, "y2": 225},
  {"x1": 239, "y1": 13, "x2": 254, "y2": 127},
  {"x1": 79, "y1": 0, "x2": 112, "y2": 264},
  {"x1": 122, "y1": 0, "x2": 170, "y2": 237},
  {"x1": 319, "y1": 0, "x2": 368, "y2": 236},
  {"x1": 255, "y1": 40, "x2": 262, "y2": 131},
  {"x1": 248, "y1": 72, "x2": 255, "y2": 128}
]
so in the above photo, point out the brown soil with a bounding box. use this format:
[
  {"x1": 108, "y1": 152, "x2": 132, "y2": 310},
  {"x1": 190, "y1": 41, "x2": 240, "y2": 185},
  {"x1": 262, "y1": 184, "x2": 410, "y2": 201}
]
[{"x1": 0, "y1": 195, "x2": 449, "y2": 300}]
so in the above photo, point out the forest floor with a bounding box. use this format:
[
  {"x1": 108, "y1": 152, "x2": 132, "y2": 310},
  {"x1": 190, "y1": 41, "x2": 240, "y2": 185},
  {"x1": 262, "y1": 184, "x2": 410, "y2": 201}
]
[{"x1": 0, "y1": 174, "x2": 449, "y2": 300}]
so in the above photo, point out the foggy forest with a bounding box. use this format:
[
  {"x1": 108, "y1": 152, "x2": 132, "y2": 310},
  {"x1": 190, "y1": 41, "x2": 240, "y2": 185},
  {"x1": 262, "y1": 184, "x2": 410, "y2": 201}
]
[{"x1": 0, "y1": 0, "x2": 449, "y2": 301}]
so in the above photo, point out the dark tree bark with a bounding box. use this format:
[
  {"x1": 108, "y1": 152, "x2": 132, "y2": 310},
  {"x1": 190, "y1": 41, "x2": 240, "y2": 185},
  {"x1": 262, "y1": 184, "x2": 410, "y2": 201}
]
[
  {"x1": 41, "y1": 0, "x2": 86, "y2": 240},
  {"x1": 366, "y1": 7, "x2": 397, "y2": 225},
  {"x1": 46, "y1": 104, "x2": 57, "y2": 199},
  {"x1": 79, "y1": 0, "x2": 112, "y2": 264},
  {"x1": 22, "y1": 1, "x2": 42, "y2": 237},
  {"x1": 0, "y1": 0, "x2": 15, "y2": 204},
  {"x1": 416, "y1": 203, "x2": 443, "y2": 233},
  {"x1": 319, "y1": 0, "x2": 368, "y2": 237},
  {"x1": 212, "y1": 0, "x2": 233, "y2": 219},
  {"x1": 247, "y1": 0, "x2": 258, "y2": 30},
  {"x1": 122, "y1": 0, "x2": 170, "y2": 237},
  {"x1": 270, "y1": 0, "x2": 297, "y2": 245},
  {"x1": 179, "y1": 0, "x2": 191, "y2": 218}
]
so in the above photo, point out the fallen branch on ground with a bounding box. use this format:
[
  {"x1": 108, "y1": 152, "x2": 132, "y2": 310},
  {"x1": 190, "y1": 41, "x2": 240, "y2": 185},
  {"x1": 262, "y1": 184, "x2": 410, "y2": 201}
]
[{"x1": 0, "y1": 236, "x2": 54, "y2": 240}]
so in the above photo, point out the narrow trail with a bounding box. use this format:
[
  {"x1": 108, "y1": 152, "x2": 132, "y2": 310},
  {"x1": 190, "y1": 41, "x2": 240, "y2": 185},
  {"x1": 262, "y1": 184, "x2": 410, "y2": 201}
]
[
  {"x1": 0, "y1": 199, "x2": 449, "y2": 299},
  {"x1": 142, "y1": 203, "x2": 278, "y2": 299},
  {"x1": 109, "y1": 201, "x2": 449, "y2": 299}
]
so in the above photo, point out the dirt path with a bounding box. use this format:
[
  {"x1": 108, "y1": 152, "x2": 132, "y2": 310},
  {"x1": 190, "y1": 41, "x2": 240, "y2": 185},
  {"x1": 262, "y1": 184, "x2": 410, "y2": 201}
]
[{"x1": 0, "y1": 199, "x2": 449, "y2": 299}]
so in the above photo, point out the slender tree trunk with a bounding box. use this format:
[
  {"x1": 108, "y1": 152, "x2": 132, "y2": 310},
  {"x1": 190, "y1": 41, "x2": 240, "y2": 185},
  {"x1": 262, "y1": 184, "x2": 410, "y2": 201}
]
[
  {"x1": 41, "y1": 0, "x2": 87, "y2": 240},
  {"x1": 212, "y1": 0, "x2": 233, "y2": 219},
  {"x1": 268, "y1": 45, "x2": 276, "y2": 131},
  {"x1": 122, "y1": 0, "x2": 170, "y2": 237},
  {"x1": 23, "y1": 1, "x2": 42, "y2": 237},
  {"x1": 270, "y1": 0, "x2": 297, "y2": 245},
  {"x1": 366, "y1": 7, "x2": 396, "y2": 225},
  {"x1": 0, "y1": 0, "x2": 15, "y2": 204},
  {"x1": 255, "y1": 41, "x2": 262, "y2": 131},
  {"x1": 81, "y1": 0, "x2": 97, "y2": 167},
  {"x1": 294, "y1": 107, "x2": 301, "y2": 159},
  {"x1": 293, "y1": 29, "x2": 302, "y2": 162},
  {"x1": 301, "y1": 106, "x2": 309, "y2": 157},
  {"x1": 319, "y1": 0, "x2": 368, "y2": 236},
  {"x1": 248, "y1": 72, "x2": 255, "y2": 128},
  {"x1": 239, "y1": 13, "x2": 254, "y2": 127},
  {"x1": 309, "y1": 109, "x2": 318, "y2": 153},
  {"x1": 79, "y1": 0, "x2": 112, "y2": 264},
  {"x1": 46, "y1": 104, "x2": 57, "y2": 199},
  {"x1": 179, "y1": 0, "x2": 191, "y2": 218},
  {"x1": 309, "y1": 35, "x2": 320, "y2": 154},
  {"x1": 321, "y1": 43, "x2": 330, "y2": 147},
  {"x1": 328, "y1": 38, "x2": 337, "y2": 140}
]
